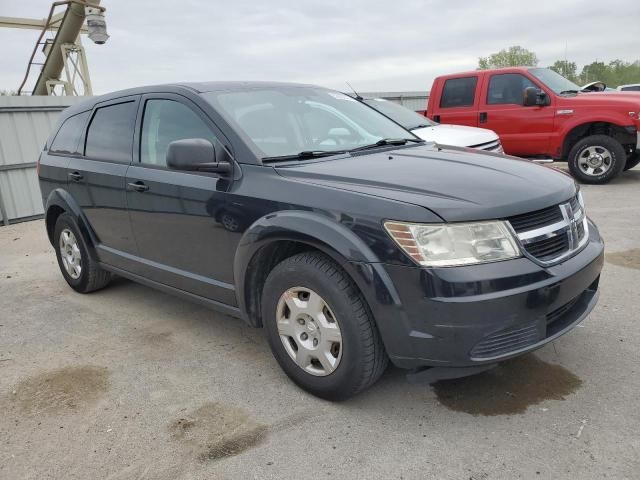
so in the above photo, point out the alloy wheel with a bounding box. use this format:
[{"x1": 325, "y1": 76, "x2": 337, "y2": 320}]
[{"x1": 59, "y1": 228, "x2": 82, "y2": 279}]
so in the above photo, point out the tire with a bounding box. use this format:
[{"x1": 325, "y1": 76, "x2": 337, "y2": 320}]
[
  {"x1": 261, "y1": 252, "x2": 388, "y2": 400},
  {"x1": 624, "y1": 152, "x2": 640, "y2": 171},
  {"x1": 53, "y1": 213, "x2": 111, "y2": 293},
  {"x1": 567, "y1": 135, "x2": 626, "y2": 184}
]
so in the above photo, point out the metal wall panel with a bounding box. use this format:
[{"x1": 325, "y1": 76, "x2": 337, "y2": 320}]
[
  {"x1": 360, "y1": 91, "x2": 430, "y2": 113},
  {"x1": 0, "y1": 96, "x2": 88, "y2": 225}
]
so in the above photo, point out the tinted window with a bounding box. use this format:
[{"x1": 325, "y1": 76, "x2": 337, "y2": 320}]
[
  {"x1": 140, "y1": 100, "x2": 217, "y2": 167},
  {"x1": 487, "y1": 74, "x2": 536, "y2": 105},
  {"x1": 49, "y1": 111, "x2": 89, "y2": 154},
  {"x1": 621, "y1": 85, "x2": 640, "y2": 92},
  {"x1": 440, "y1": 77, "x2": 478, "y2": 108},
  {"x1": 85, "y1": 101, "x2": 137, "y2": 162}
]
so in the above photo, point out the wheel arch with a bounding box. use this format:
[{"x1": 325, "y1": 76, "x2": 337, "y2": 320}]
[
  {"x1": 560, "y1": 120, "x2": 636, "y2": 159},
  {"x1": 44, "y1": 189, "x2": 99, "y2": 261},
  {"x1": 233, "y1": 211, "x2": 404, "y2": 333}
]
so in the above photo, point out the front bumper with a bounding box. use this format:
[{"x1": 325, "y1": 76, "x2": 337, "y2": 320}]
[{"x1": 378, "y1": 219, "x2": 604, "y2": 369}]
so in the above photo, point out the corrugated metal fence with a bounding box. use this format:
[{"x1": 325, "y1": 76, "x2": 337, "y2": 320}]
[
  {"x1": 361, "y1": 91, "x2": 430, "y2": 113},
  {"x1": 0, "y1": 96, "x2": 85, "y2": 225}
]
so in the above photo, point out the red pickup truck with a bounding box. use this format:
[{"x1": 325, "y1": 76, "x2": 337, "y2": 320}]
[{"x1": 426, "y1": 67, "x2": 640, "y2": 184}]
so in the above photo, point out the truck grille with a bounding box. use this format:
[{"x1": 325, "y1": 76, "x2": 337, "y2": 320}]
[
  {"x1": 507, "y1": 194, "x2": 588, "y2": 266},
  {"x1": 469, "y1": 139, "x2": 503, "y2": 152}
]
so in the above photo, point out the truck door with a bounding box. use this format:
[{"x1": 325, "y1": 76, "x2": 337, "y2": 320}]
[
  {"x1": 479, "y1": 72, "x2": 555, "y2": 156},
  {"x1": 431, "y1": 75, "x2": 480, "y2": 127}
]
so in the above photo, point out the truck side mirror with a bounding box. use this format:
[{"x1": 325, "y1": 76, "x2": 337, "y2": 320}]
[
  {"x1": 166, "y1": 138, "x2": 232, "y2": 174},
  {"x1": 523, "y1": 87, "x2": 547, "y2": 107}
]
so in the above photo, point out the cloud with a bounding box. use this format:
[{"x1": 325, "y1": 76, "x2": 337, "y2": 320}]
[{"x1": 1, "y1": 0, "x2": 638, "y2": 94}]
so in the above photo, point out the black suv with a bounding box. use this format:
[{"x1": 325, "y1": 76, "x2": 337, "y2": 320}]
[{"x1": 39, "y1": 82, "x2": 604, "y2": 399}]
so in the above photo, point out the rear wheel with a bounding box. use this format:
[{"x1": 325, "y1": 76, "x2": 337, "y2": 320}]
[
  {"x1": 568, "y1": 135, "x2": 626, "y2": 184},
  {"x1": 54, "y1": 213, "x2": 111, "y2": 293},
  {"x1": 624, "y1": 152, "x2": 640, "y2": 171},
  {"x1": 261, "y1": 252, "x2": 388, "y2": 400}
]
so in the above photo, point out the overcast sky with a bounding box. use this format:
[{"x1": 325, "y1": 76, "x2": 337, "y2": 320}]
[{"x1": 1, "y1": 0, "x2": 638, "y2": 94}]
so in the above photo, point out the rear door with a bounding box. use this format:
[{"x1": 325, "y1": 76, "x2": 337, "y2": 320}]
[
  {"x1": 67, "y1": 97, "x2": 139, "y2": 268},
  {"x1": 124, "y1": 93, "x2": 237, "y2": 305},
  {"x1": 479, "y1": 72, "x2": 555, "y2": 156},
  {"x1": 431, "y1": 75, "x2": 480, "y2": 127}
]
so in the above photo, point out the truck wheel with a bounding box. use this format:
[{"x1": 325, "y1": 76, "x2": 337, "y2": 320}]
[
  {"x1": 568, "y1": 135, "x2": 626, "y2": 184},
  {"x1": 261, "y1": 251, "x2": 388, "y2": 400},
  {"x1": 53, "y1": 213, "x2": 111, "y2": 293},
  {"x1": 624, "y1": 152, "x2": 640, "y2": 171}
]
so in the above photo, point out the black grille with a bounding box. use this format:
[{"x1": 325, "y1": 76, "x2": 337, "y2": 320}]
[
  {"x1": 547, "y1": 296, "x2": 580, "y2": 325},
  {"x1": 470, "y1": 323, "x2": 540, "y2": 359},
  {"x1": 525, "y1": 233, "x2": 570, "y2": 261},
  {"x1": 508, "y1": 205, "x2": 563, "y2": 232},
  {"x1": 576, "y1": 220, "x2": 585, "y2": 239}
]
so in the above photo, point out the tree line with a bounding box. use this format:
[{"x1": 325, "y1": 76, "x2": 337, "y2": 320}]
[{"x1": 478, "y1": 46, "x2": 640, "y2": 88}]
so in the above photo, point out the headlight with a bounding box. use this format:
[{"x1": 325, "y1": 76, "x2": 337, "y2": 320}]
[{"x1": 384, "y1": 220, "x2": 521, "y2": 267}]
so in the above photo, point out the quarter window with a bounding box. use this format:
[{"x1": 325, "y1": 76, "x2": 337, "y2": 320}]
[
  {"x1": 440, "y1": 77, "x2": 478, "y2": 108},
  {"x1": 85, "y1": 101, "x2": 137, "y2": 162},
  {"x1": 487, "y1": 74, "x2": 536, "y2": 105},
  {"x1": 49, "y1": 111, "x2": 89, "y2": 154},
  {"x1": 140, "y1": 99, "x2": 217, "y2": 167}
]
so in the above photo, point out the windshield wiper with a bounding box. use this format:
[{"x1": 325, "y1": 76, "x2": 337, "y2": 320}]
[
  {"x1": 349, "y1": 138, "x2": 424, "y2": 153},
  {"x1": 409, "y1": 124, "x2": 432, "y2": 130},
  {"x1": 262, "y1": 150, "x2": 347, "y2": 162}
]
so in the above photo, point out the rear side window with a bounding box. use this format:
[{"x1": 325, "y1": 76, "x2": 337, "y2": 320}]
[
  {"x1": 140, "y1": 99, "x2": 217, "y2": 167},
  {"x1": 49, "y1": 111, "x2": 89, "y2": 154},
  {"x1": 85, "y1": 101, "x2": 137, "y2": 162},
  {"x1": 440, "y1": 77, "x2": 478, "y2": 108},
  {"x1": 487, "y1": 74, "x2": 536, "y2": 105}
]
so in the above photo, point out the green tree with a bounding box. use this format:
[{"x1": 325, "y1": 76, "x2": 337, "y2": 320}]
[
  {"x1": 549, "y1": 60, "x2": 578, "y2": 83},
  {"x1": 478, "y1": 46, "x2": 538, "y2": 70},
  {"x1": 0, "y1": 89, "x2": 18, "y2": 96}
]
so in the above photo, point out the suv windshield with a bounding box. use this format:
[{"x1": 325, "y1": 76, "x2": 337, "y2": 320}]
[
  {"x1": 203, "y1": 87, "x2": 416, "y2": 158},
  {"x1": 528, "y1": 67, "x2": 581, "y2": 94},
  {"x1": 362, "y1": 98, "x2": 436, "y2": 130}
]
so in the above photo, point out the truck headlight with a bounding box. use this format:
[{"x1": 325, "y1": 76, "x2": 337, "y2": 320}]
[{"x1": 384, "y1": 220, "x2": 521, "y2": 267}]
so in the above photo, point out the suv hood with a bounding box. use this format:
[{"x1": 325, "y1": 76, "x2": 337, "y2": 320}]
[
  {"x1": 275, "y1": 144, "x2": 576, "y2": 222},
  {"x1": 411, "y1": 124, "x2": 498, "y2": 148}
]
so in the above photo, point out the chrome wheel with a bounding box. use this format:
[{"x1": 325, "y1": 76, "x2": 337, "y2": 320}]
[
  {"x1": 59, "y1": 228, "x2": 82, "y2": 279},
  {"x1": 578, "y1": 145, "x2": 612, "y2": 176},
  {"x1": 276, "y1": 287, "x2": 343, "y2": 376}
]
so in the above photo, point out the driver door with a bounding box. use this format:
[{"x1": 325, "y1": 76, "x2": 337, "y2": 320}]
[
  {"x1": 480, "y1": 72, "x2": 555, "y2": 156},
  {"x1": 125, "y1": 93, "x2": 237, "y2": 305}
]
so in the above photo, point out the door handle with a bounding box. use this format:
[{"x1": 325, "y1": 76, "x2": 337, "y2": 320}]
[
  {"x1": 127, "y1": 181, "x2": 149, "y2": 192},
  {"x1": 479, "y1": 112, "x2": 488, "y2": 123},
  {"x1": 68, "y1": 171, "x2": 83, "y2": 181}
]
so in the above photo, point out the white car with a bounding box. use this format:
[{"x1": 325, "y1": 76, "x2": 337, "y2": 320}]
[
  {"x1": 617, "y1": 84, "x2": 640, "y2": 92},
  {"x1": 361, "y1": 97, "x2": 503, "y2": 153}
]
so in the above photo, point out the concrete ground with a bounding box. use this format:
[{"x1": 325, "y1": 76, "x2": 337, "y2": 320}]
[{"x1": 1, "y1": 166, "x2": 639, "y2": 480}]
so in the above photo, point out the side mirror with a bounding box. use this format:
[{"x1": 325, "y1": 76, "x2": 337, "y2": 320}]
[
  {"x1": 523, "y1": 87, "x2": 547, "y2": 107},
  {"x1": 166, "y1": 138, "x2": 231, "y2": 174}
]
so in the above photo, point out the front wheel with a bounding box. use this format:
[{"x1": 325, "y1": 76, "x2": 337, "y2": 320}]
[
  {"x1": 567, "y1": 135, "x2": 626, "y2": 184},
  {"x1": 261, "y1": 252, "x2": 388, "y2": 400}
]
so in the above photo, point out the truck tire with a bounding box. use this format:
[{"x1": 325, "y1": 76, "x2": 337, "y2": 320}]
[
  {"x1": 624, "y1": 152, "x2": 640, "y2": 171},
  {"x1": 568, "y1": 135, "x2": 626, "y2": 184},
  {"x1": 54, "y1": 213, "x2": 111, "y2": 293},
  {"x1": 261, "y1": 251, "x2": 388, "y2": 400}
]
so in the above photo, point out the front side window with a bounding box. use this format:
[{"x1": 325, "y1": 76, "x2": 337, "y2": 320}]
[
  {"x1": 85, "y1": 101, "x2": 137, "y2": 162},
  {"x1": 621, "y1": 85, "x2": 640, "y2": 92},
  {"x1": 440, "y1": 77, "x2": 478, "y2": 108},
  {"x1": 203, "y1": 88, "x2": 414, "y2": 158},
  {"x1": 50, "y1": 111, "x2": 89, "y2": 154},
  {"x1": 487, "y1": 74, "x2": 536, "y2": 105},
  {"x1": 140, "y1": 100, "x2": 217, "y2": 167}
]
